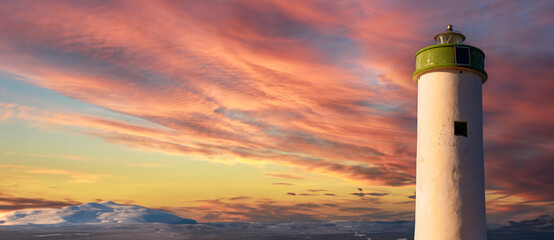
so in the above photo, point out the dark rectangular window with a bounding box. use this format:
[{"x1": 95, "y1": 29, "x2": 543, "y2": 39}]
[
  {"x1": 454, "y1": 121, "x2": 468, "y2": 137},
  {"x1": 454, "y1": 46, "x2": 470, "y2": 65}
]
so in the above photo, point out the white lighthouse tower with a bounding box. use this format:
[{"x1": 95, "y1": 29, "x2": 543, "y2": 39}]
[{"x1": 413, "y1": 25, "x2": 487, "y2": 240}]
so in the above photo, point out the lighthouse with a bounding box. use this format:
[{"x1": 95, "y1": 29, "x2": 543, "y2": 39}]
[{"x1": 413, "y1": 25, "x2": 487, "y2": 240}]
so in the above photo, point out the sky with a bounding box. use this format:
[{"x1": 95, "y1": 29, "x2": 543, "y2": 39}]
[{"x1": 0, "y1": 0, "x2": 552, "y2": 224}]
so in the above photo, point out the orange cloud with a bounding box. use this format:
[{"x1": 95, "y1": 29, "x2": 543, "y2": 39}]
[
  {"x1": 27, "y1": 169, "x2": 111, "y2": 184},
  {"x1": 264, "y1": 172, "x2": 305, "y2": 180},
  {"x1": 127, "y1": 163, "x2": 166, "y2": 167},
  {"x1": 0, "y1": 164, "x2": 26, "y2": 168},
  {"x1": 165, "y1": 194, "x2": 413, "y2": 222}
]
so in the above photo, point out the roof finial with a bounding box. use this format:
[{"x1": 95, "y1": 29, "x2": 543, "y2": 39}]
[{"x1": 447, "y1": 24, "x2": 453, "y2": 31}]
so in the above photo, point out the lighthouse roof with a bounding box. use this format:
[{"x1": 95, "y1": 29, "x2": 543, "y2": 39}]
[{"x1": 412, "y1": 25, "x2": 487, "y2": 83}]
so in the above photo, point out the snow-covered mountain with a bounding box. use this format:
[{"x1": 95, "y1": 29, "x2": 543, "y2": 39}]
[{"x1": 0, "y1": 201, "x2": 196, "y2": 225}]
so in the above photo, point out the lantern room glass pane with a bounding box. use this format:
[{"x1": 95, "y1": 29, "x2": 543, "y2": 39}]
[
  {"x1": 436, "y1": 34, "x2": 465, "y2": 44},
  {"x1": 455, "y1": 46, "x2": 471, "y2": 65}
]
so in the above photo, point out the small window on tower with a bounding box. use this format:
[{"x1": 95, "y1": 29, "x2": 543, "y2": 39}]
[
  {"x1": 454, "y1": 121, "x2": 468, "y2": 137},
  {"x1": 454, "y1": 46, "x2": 470, "y2": 66}
]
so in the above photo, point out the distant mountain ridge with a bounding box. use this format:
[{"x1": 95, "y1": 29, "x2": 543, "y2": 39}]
[{"x1": 0, "y1": 201, "x2": 197, "y2": 225}]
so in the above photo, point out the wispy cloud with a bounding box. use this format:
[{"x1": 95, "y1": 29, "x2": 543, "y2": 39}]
[
  {"x1": 272, "y1": 182, "x2": 294, "y2": 186},
  {"x1": 0, "y1": 193, "x2": 80, "y2": 211},
  {"x1": 26, "y1": 168, "x2": 111, "y2": 184},
  {"x1": 166, "y1": 195, "x2": 413, "y2": 222},
  {"x1": 3, "y1": 151, "x2": 87, "y2": 161},
  {"x1": 264, "y1": 172, "x2": 305, "y2": 180},
  {"x1": 126, "y1": 163, "x2": 166, "y2": 167},
  {"x1": 0, "y1": 1, "x2": 417, "y2": 189},
  {"x1": 1, "y1": 164, "x2": 110, "y2": 184},
  {"x1": 307, "y1": 189, "x2": 328, "y2": 192},
  {"x1": 0, "y1": 103, "x2": 17, "y2": 121},
  {"x1": 0, "y1": 164, "x2": 26, "y2": 168}
]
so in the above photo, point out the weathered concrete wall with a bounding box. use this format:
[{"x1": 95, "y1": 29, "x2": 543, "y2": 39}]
[{"x1": 415, "y1": 69, "x2": 487, "y2": 240}]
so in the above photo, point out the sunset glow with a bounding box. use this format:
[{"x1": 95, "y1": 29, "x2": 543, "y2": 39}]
[{"x1": 0, "y1": 0, "x2": 552, "y2": 223}]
